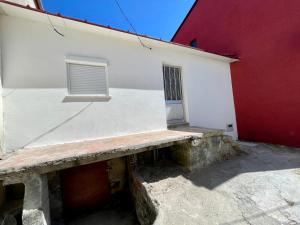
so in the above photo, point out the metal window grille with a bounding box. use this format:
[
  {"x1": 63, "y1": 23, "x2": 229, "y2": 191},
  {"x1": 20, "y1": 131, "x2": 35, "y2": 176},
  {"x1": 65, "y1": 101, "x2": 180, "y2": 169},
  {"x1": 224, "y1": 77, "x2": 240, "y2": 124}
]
[{"x1": 163, "y1": 66, "x2": 183, "y2": 101}]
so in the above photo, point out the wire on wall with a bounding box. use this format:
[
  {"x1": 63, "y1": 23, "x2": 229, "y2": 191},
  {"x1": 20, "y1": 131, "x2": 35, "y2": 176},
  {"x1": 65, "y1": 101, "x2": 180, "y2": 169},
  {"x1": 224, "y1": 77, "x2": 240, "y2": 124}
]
[{"x1": 46, "y1": 13, "x2": 65, "y2": 37}]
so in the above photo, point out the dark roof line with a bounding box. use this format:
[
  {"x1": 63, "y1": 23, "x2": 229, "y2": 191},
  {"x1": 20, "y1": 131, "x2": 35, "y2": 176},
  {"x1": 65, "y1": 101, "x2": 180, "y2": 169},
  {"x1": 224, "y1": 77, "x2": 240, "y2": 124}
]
[
  {"x1": 171, "y1": 0, "x2": 198, "y2": 41},
  {"x1": 0, "y1": 1, "x2": 172, "y2": 42},
  {"x1": 0, "y1": 0, "x2": 236, "y2": 60},
  {"x1": 34, "y1": 0, "x2": 42, "y2": 10}
]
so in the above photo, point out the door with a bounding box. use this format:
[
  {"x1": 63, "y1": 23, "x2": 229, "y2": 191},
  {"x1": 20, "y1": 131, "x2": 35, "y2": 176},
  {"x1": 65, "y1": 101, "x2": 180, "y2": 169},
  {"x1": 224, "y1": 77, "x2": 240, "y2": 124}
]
[
  {"x1": 163, "y1": 65, "x2": 185, "y2": 124},
  {"x1": 60, "y1": 161, "x2": 110, "y2": 216}
]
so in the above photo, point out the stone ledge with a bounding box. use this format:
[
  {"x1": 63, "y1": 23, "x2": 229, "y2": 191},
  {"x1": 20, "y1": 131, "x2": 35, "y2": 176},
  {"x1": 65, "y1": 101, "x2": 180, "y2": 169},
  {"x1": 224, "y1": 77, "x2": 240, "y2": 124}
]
[
  {"x1": 0, "y1": 130, "x2": 207, "y2": 180},
  {"x1": 129, "y1": 129, "x2": 240, "y2": 225}
]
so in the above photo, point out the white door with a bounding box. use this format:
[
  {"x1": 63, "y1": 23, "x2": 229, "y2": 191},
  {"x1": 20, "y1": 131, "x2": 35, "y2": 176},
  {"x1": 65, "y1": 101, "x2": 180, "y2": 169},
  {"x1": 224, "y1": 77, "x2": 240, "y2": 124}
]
[{"x1": 163, "y1": 65, "x2": 185, "y2": 124}]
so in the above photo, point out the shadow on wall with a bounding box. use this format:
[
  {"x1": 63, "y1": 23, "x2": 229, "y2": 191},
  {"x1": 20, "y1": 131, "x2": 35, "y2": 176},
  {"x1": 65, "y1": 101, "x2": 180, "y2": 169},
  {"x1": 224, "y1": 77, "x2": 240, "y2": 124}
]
[{"x1": 2, "y1": 87, "x2": 167, "y2": 152}]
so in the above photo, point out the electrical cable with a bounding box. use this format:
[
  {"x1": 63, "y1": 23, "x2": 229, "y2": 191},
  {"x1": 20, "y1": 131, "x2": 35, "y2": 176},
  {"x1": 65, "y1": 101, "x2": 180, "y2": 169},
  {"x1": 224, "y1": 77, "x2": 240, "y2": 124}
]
[
  {"x1": 114, "y1": 0, "x2": 152, "y2": 50},
  {"x1": 46, "y1": 13, "x2": 64, "y2": 37}
]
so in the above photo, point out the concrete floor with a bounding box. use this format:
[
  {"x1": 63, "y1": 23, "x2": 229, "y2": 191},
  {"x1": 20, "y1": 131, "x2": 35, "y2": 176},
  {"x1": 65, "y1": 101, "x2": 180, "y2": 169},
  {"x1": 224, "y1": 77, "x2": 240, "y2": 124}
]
[
  {"x1": 68, "y1": 208, "x2": 139, "y2": 225},
  {"x1": 66, "y1": 192, "x2": 139, "y2": 225},
  {"x1": 139, "y1": 143, "x2": 300, "y2": 225}
]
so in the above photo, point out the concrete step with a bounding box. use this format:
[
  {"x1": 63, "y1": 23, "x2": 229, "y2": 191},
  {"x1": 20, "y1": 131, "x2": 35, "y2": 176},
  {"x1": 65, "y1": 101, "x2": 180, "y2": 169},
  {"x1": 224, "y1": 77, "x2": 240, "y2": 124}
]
[{"x1": 167, "y1": 122, "x2": 189, "y2": 129}]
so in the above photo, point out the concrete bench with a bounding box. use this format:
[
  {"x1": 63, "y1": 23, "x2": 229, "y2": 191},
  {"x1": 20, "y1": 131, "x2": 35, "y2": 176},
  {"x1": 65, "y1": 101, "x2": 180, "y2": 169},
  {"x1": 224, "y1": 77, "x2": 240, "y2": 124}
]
[{"x1": 0, "y1": 128, "x2": 237, "y2": 225}]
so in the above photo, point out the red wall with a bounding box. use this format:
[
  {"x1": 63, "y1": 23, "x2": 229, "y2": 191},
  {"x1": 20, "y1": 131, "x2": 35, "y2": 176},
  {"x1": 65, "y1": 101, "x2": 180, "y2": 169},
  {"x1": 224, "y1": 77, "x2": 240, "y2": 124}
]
[{"x1": 173, "y1": 0, "x2": 300, "y2": 147}]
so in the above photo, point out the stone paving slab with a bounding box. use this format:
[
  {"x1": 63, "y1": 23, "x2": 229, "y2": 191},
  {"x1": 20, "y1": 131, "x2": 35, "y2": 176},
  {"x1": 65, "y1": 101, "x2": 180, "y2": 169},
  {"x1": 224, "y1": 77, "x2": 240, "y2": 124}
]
[
  {"x1": 0, "y1": 129, "x2": 205, "y2": 179},
  {"x1": 138, "y1": 143, "x2": 300, "y2": 225}
]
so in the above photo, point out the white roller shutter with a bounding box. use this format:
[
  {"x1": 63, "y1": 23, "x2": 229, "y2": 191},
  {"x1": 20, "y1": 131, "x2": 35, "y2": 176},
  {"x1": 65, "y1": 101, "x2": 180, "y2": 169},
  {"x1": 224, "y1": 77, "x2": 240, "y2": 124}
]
[{"x1": 67, "y1": 63, "x2": 108, "y2": 95}]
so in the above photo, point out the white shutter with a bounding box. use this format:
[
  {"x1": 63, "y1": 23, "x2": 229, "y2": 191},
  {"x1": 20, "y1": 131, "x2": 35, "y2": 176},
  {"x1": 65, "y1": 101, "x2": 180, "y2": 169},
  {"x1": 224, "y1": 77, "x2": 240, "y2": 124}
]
[{"x1": 68, "y1": 63, "x2": 108, "y2": 95}]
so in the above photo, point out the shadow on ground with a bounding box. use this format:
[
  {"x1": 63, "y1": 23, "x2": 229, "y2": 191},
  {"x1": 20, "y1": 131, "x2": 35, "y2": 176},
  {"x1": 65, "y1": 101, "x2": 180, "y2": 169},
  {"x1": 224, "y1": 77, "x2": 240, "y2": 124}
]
[
  {"x1": 138, "y1": 143, "x2": 300, "y2": 225},
  {"x1": 67, "y1": 193, "x2": 139, "y2": 225},
  {"x1": 140, "y1": 143, "x2": 300, "y2": 190}
]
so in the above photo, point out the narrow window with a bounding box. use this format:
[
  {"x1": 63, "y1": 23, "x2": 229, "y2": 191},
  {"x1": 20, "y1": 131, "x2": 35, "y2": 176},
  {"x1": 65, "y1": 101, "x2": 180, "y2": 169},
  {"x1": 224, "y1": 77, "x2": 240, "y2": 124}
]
[
  {"x1": 162, "y1": 65, "x2": 183, "y2": 102},
  {"x1": 66, "y1": 57, "x2": 109, "y2": 97},
  {"x1": 190, "y1": 38, "x2": 198, "y2": 48}
]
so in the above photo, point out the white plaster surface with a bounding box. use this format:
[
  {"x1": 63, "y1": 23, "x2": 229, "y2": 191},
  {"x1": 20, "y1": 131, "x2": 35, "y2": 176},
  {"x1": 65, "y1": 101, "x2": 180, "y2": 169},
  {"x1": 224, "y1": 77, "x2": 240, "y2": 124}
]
[
  {"x1": 5, "y1": 0, "x2": 36, "y2": 8},
  {"x1": 22, "y1": 174, "x2": 50, "y2": 225},
  {"x1": 0, "y1": 11, "x2": 237, "y2": 152},
  {"x1": 182, "y1": 59, "x2": 238, "y2": 138}
]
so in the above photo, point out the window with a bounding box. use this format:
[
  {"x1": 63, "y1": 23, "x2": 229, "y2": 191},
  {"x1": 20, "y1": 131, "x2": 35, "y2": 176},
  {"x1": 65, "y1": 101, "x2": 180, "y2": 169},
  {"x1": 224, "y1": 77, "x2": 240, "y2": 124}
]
[
  {"x1": 65, "y1": 56, "x2": 109, "y2": 98},
  {"x1": 190, "y1": 38, "x2": 198, "y2": 48},
  {"x1": 162, "y1": 65, "x2": 183, "y2": 102},
  {"x1": 67, "y1": 63, "x2": 107, "y2": 95}
]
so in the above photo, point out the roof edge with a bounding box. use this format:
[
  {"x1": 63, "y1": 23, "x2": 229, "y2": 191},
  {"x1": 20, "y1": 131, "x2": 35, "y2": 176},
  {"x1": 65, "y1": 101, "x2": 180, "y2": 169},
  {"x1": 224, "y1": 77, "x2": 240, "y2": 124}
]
[
  {"x1": 34, "y1": 0, "x2": 43, "y2": 10},
  {"x1": 0, "y1": 0, "x2": 237, "y2": 62},
  {"x1": 171, "y1": 0, "x2": 198, "y2": 42}
]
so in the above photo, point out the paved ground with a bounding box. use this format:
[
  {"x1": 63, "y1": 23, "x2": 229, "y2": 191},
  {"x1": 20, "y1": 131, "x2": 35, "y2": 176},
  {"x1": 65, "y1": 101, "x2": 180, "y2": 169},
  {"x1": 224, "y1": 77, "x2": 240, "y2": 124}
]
[
  {"x1": 67, "y1": 208, "x2": 139, "y2": 225},
  {"x1": 139, "y1": 143, "x2": 300, "y2": 225},
  {"x1": 66, "y1": 194, "x2": 139, "y2": 225}
]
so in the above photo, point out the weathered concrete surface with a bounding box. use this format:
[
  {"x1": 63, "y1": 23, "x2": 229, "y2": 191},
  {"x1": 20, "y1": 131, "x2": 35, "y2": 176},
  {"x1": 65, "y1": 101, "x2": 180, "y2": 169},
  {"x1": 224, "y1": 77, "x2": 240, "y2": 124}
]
[
  {"x1": 138, "y1": 143, "x2": 300, "y2": 225},
  {"x1": 1, "y1": 215, "x2": 17, "y2": 225},
  {"x1": 67, "y1": 184, "x2": 139, "y2": 225},
  {"x1": 130, "y1": 170, "x2": 157, "y2": 225},
  {"x1": 0, "y1": 130, "x2": 204, "y2": 179},
  {"x1": 107, "y1": 157, "x2": 127, "y2": 194},
  {"x1": 47, "y1": 172, "x2": 64, "y2": 225},
  {"x1": 171, "y1": 133, "x2": 239, "y2": 171},
  {"x1": 0, "y1": 181, "x2": 5, "y2": 207},
  {"x1": 0, "y1": 183, "x2": 24, "y2": 225},
  {"x1": 68, "y1": 208, "x2": 138, "y2": 225},
  {"x1": 22, "y1": 174, "x2": 50, "y2": 225}
]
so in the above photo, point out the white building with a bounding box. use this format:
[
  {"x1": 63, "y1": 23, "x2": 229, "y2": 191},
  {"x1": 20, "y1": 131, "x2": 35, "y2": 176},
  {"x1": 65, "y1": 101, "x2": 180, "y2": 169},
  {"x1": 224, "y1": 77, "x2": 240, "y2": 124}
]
[
  {"x1": 0, "y1": 1, "x2": 237, "y2": 154},
  {"x1": 0, "y1": 1, "x2": 241, "y2": 224}
]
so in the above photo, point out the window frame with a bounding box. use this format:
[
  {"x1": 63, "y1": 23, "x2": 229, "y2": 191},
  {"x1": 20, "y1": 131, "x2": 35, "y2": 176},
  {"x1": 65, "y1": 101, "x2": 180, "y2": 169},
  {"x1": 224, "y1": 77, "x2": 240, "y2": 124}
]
[
  {"x1": 162, "y1": 64, "x2": 183, "y2": 104},
  {"x1": 65, "y1": 56, "x2": 110, "y2": 101},
  {"x1": 190, "y1": 38, "x2": 198, "y2": 48}
]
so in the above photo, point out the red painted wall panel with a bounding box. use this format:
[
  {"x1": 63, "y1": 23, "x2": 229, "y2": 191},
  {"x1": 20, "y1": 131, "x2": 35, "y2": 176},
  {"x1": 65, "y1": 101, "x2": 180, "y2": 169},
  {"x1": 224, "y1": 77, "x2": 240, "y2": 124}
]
[
  {"x1": 173, "y1": 0, "x2": 300, "y2": 147},
  {"x1": 61, "y1": 161, "x2": 110, "y2": 215}
]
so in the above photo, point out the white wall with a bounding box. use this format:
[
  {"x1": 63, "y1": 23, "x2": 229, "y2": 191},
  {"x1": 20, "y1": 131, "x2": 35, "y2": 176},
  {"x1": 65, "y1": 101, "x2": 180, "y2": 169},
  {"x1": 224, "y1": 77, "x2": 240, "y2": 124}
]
[
  {"x1": 153, "y1": 48, "x2": 238, "y2": 139},
  {"x1": 183, "y1": 58, "x2": 238, "y2": 138},
  {"x1": 0, "y1": 15, "x2": 237, "y2": 152},
  {"x1": 6, "y1": 0, "x2": 36, "y2": 8}
]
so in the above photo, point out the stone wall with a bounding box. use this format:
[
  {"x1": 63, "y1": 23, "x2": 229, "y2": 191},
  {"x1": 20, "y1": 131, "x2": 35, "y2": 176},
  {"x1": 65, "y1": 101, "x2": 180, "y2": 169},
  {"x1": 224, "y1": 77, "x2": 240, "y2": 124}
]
[
  {"x1": 22, "y1": 174, "x2": 50, "y2": 225},
  {"x1": 0, "y1": 131, "x2": 240, "y2": 225},
  {"x1": 129, "y1": 133, "x2": 241, "y2": 225},
  {"x1": 107, "y1": 157, "x2": 127, "y2": 194},
  {"x1": 129, "y1": 170, "x2": 157, "y2": 225},
  {"x1": 0, "y1": 181, "x2": 5, "y2": 207},
  {"x1": 48, "y1": 172, "x2": 64, "y2": 225},
  {"x1": 171, "y1": 134, "x2": 240, "y2": 171},
  {"x1": 0, "y1": 183, "x2": 24, "y2": 225}
]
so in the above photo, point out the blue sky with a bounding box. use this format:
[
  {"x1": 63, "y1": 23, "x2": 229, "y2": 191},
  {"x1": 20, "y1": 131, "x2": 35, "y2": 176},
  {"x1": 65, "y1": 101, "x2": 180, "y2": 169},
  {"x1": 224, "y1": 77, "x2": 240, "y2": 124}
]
[{"x1": 42, "y1": 0, "x2": 195, "y2": 41}]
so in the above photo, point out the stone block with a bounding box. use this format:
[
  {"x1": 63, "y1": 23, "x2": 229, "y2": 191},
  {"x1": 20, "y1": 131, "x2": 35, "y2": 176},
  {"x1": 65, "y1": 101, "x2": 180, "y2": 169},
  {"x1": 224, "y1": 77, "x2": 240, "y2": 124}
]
[
  {"x1": 0, "y1": 181, "x2": 5, "y2": 207},
  {"x1": 47, "y1": 172, "x2": 64, "y2": 225},
  {"x1": 22, "y1": 174, "x2": 50, "y2": 225},
  {"x1": 171, "y1": 135, "x2": 239, "y2": 171},
  {"x1": 129, "y1": 171, "x2": 157, "y2": 225},
  {"x1": 1, "y1": 215, "x2": 17, "y2": 225},
  {"x1": 107, "y1": 157, "x2": 126, "y2": 194},
  {"x1": 23, "y1": 209, "x2": 48, "y2": 225}
]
